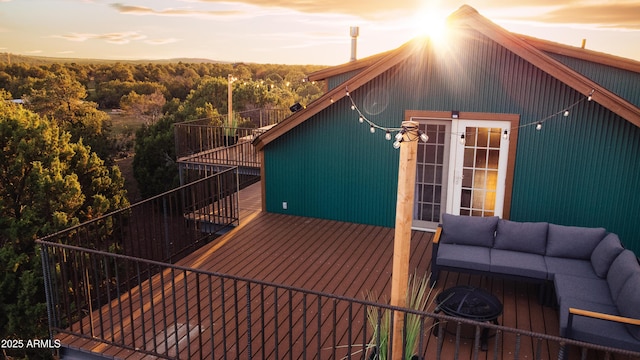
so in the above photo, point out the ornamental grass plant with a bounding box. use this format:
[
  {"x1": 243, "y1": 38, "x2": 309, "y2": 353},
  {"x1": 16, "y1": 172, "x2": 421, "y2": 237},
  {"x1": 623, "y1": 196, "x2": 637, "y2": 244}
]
[{"x1": 366, "y1": 272, "x2": 436, "y2": 360}]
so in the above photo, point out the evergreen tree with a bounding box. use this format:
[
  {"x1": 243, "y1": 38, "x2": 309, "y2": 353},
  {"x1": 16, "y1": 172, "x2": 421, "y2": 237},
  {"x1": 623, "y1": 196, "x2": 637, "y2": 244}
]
[{"x1": 0, "y1": 96, "x2": 129, "y2": 359}]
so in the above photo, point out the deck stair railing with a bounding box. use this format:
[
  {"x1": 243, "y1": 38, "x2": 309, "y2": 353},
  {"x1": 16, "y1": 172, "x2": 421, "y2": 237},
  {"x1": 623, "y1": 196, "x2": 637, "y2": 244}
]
[
  {"x1": 174, "y1": 108, "x2": 289, "y2": 161},
  {"x1": 37, "y1": 241, "x2": 640, "y2": 360},
  {"x1": 36, "y1": 167, "x2": 239, "y2": 265}
]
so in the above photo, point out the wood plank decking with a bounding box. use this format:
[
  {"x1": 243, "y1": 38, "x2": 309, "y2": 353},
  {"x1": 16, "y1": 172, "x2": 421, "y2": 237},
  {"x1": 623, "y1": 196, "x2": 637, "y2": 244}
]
[
  {"x1": 177, "y1": 139, "x2": 260, "y2": 170},
  {"x1": 57, "y1": 183, "x2": 620, "y2": 360}
]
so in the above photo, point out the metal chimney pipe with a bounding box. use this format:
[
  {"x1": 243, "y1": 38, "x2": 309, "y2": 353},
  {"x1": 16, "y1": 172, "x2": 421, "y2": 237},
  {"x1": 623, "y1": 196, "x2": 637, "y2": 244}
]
[{"x1": 350, "y1": 26, "x2": 359, "y2": 61}]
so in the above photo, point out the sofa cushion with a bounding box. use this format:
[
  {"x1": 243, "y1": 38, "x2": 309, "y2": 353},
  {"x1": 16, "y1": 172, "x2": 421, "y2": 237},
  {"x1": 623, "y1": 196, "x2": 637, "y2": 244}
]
[
  {"x1": 546, "y1": 224, "x2": 606, "y2": 259},
  {"x1": 607, "y1": 250, "x2": 640, "y2": 302},
  {"x1": 615, "y1": 274, "x2": 640, "y2": 341},
  {"x1": 590, "y1": 233, "x2": 624, "y2": 278},
  {"x1": 440, "y1": 213, "x2": 498, "y2": 248},
  {"x1": 553, "y1": 274, "x2": 612, "y2": 305},
  {"x1": 545, "y1": 257, "x2": 597, "y2": 280},
  {"x1": 436, "y1": 243, "x2": 491, "y2": 272},
  {"x1": 494, "y1": 220, "x2": 548, "y2": 255},
  {"x1": 559, "y1": 297, "x2": 640, "y2": 352},
  {"x1": 490, "y1": 249, "x2": 547, "y2": 280}
]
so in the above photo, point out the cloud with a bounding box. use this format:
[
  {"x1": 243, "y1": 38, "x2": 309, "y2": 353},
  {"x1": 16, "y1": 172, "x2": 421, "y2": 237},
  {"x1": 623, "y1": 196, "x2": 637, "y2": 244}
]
[
  {"x1": 144, "y1": 37, "x2": 181, "y2": 45},
  {"x1": 110, "y1": 3, "x2": 244, "y2": 18},
  {"x1": 200, "y1": 0, "x2": 422, "y2": 19},
  {"x1": 110, "y1": 0, "x2": 418, "y2": 20},
  {"x1": 538, "y1": 3, "x2": 640, "y2": 30},
  {"x1": 53, "y1": 31, "x2": 147, "y2": 44}
]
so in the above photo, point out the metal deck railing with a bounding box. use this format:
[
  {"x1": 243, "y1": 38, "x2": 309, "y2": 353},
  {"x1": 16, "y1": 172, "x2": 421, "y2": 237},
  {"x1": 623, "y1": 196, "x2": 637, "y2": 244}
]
[
  {"x1": 38, "y1": 242, "x2": 640, "y2": 359},
  {"x1": 174, "y1": 109, "x2": 289, "y2": 160}
]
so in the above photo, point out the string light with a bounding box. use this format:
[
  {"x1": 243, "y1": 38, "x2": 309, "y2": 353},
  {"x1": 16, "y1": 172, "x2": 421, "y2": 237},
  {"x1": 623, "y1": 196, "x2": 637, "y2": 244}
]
[
  {"x1": 344, "y1": 87, "x2": 405, "y2": 146},
  {"x1": 513, "y1": 89, "x2": 595, "y2": 133},
  {"x1": 340, "y1": 86, "x2": 596, "y2": 145}
]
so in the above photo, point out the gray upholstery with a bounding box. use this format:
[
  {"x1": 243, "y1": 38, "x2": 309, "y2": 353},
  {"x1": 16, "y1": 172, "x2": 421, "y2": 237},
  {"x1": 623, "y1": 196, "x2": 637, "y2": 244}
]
[
  {"x1": 591, "y1": 233, "x2": 624, "y2": 278},
  {"x1": 545, "y1": 257, "x2": 597, "y2": 280},
  {"x1": 559, "y1": 297, "x2": 640, "y2": 352},
  {"x1": 554, "y1": 274, "x2": 612, "y2": 305},
  {"x1": 607, "y1": 250, "x2": 640, "y2": 302},
  {"x1": 490, "y1": 249, "x2": 547, "y2": 279},
  {"x1": 546, "y1": 223, "x2": 606, "y2": 259},
  {"x1": 436, "y1": 243, "x2": 491, "y2": 272},
  {"x1": 494, "y1": 220, "x2": 548, "y2": 255},
  {"x1": 431, "y1": 214, "x2": 640, "y2": 351},
  {"x1": 616, "y1": 275, "x2": 640, "y2": 341},
  {"x1": 441, "y1": 213, "x2": 498, "y2": 247}
]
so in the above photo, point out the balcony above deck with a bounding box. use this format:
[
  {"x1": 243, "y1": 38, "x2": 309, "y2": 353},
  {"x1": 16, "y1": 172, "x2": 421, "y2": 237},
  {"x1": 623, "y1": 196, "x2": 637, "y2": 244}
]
[{"x1": 174, "y1": 109, "x2": 287, "y2": 178}]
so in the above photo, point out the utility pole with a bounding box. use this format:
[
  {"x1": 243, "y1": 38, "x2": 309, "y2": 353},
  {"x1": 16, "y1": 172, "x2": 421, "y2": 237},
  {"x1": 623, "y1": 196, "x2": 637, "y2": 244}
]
[
  {"x1": 390, "y1": 120, "x2": 420, "y2": 360},
  {"x1": 227, "y1": 74, "x2": 236, "y2": 127}
]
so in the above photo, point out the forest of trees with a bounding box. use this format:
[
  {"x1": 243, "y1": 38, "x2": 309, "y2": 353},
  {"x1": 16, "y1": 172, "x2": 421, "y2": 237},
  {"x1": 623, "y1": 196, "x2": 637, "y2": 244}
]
[{"x1": 0, "y1": 58, "x2": 327, "y2": 359}]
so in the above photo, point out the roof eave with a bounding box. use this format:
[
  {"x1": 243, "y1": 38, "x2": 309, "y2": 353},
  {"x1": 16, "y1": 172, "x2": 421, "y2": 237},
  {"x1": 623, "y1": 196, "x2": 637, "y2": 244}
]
[
  {"x1": 451, "y1": 7, "x2": 640, "y2": 126},
  {"x1": 307, "y1": 50, "x2": 394, "y2": 82},
  {"x1": 254, "y1": 38, "x2": 428, "y2": 151},
  {"x1": 518, "y1": 34, "x2": 640, "y2": 74}
]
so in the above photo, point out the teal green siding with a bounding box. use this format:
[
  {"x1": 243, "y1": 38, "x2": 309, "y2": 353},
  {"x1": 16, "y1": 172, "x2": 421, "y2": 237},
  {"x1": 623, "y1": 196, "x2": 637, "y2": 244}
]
[
  {"x1": 264, "y1": 30, "x2": 640, "y2": 253},
  {"x1": 546, "y1": 52, "x2": 640, "y2": 107},
  {"x1": 265, "y1": 102, "x2": 400, "y2": 226},
  {"x1": 327, "y1": 69, "x2": 363, "y2": 91}
]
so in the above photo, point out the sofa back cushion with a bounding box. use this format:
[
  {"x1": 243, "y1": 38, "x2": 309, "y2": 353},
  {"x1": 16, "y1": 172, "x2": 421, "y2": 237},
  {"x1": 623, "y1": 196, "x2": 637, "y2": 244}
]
[
  {"x1": 494, "y1": 220, "x2": 548, "y2": 255},
  {"x1": 441, "y1": 213, "x2": 498, "y2": 247},
  {"x1": 590, "y1": 233, "x2": 624, "y2": 278},
  {"x1": 607, "y1": 250, "x2": 640, "y2": 302},
  {"x1": 616, "y1": 275, "x2": 640, "y2": 341},
  {"x1": 546, "y1": 224, "x2": 606, "y2": 259}
]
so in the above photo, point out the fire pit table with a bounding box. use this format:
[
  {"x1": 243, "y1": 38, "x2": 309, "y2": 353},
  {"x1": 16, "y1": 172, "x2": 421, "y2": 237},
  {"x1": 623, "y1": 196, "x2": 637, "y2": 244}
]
[{"x1": 433, "y1": 285, "x2": 503, "y2": 351}]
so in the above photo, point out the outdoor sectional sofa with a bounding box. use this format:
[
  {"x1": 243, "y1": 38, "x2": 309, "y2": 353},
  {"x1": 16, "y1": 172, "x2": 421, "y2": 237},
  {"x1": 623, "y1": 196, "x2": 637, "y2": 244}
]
[{"x1": 430, "y1": 213, "x2": 640, "y2": 353}]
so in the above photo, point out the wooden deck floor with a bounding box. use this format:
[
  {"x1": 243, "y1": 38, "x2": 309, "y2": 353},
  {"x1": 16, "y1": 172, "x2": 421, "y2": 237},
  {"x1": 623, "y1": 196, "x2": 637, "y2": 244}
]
[
  {"x1": 57, "y1": 183, "x2": 616, "y2": 360},
  {"x1": 177, "y1": 139, "x2": 260, "y2": 169}
]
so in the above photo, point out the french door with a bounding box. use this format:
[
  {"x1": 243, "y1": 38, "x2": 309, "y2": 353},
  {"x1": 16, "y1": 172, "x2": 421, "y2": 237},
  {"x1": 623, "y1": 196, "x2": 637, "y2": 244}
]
[{"x1": 411, "y1": 116, "x2": 513, "y2": 230}]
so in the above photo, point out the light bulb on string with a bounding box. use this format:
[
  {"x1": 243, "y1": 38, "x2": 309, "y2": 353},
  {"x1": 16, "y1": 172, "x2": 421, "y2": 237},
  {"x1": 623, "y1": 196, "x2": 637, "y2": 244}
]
[
  {"x1": 419, "y1": 131, "x2": 429, "y2": 143},
  {"x1": 370, "y1": 125, "x2": 376, "y2": 133},
  {"x1": 393, "y1": 140, "x2": 402, "y2": 149},
  {"x1": 385, "y1": 131, "x2": 392, "y2": 140},
  {"x1": 536, "y1": 122, "x2": 543, "y2": 130},
  {"x1": 563, "y1": 110, "x2": 570, "y2": 117},
  {"x1": 359, "y1": 115, "x2": 364, "y2": 123}
]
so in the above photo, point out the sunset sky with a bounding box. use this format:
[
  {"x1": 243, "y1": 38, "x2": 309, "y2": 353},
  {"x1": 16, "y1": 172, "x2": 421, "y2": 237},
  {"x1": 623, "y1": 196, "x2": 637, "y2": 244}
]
[{"x1": 1, "y1": 0, "x2": 639, "y2": 65}]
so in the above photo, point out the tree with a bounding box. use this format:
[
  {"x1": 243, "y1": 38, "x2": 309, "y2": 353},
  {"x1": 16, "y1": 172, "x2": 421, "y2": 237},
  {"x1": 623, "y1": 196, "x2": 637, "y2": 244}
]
[
  {"x1": 133, "y1": 115, "x2": 180, "y2": 198},
  {"x1": 0, "y1": 97, "x2": 129, "y2": 358},
  {"x1": 120, "y1": 90, "x2": 166, "y2": 124},
  {"x1": 176, "y1": 76, "x2": 228, "y2": 119},
  {"x1": 26, "y1": 71, "x2": 114, "y2": 161}
]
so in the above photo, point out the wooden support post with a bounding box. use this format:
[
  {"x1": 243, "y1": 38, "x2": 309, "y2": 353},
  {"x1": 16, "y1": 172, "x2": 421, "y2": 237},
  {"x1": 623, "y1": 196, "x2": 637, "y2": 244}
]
[
  {"x1": 390, "y1": 120, "x2": 419, "y2": 360},
  {"x1": 227, "y1": 74, "x2": 235, "y2": 127}
]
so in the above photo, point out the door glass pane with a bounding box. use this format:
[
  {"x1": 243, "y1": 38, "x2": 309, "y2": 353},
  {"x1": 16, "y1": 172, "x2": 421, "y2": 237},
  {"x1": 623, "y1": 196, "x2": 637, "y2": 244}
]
[
  {"x1": 414, "y1": 123, "x2": 448, "y2": 225},
  {"x1": 460, "y1": 126, "x2": 502, "y2": 217},
  {"x1": 489, "y1": 128, "x2": 501, "y2": 147}
]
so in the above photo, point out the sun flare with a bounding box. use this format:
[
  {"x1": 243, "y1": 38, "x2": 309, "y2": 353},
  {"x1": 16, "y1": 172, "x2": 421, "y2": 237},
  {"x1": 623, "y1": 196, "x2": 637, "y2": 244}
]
[{"x1": 412, "y1": 7, "x2": 450, "y2": 43}]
